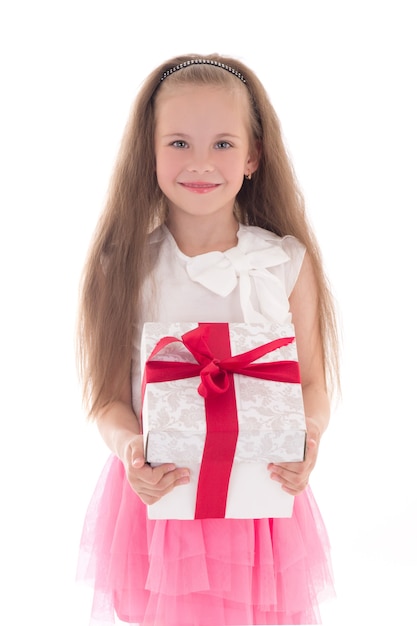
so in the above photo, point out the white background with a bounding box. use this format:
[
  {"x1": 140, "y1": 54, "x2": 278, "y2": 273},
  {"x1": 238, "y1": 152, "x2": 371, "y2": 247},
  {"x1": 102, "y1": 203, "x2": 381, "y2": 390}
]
[{"x1": 1, "y1": 2, "x2": 416, "y2": 625}]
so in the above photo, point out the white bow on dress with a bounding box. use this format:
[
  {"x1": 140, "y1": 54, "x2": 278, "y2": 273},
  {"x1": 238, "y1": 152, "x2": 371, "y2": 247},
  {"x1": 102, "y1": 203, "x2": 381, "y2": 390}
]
[{"x1": 184, "y1": 227, "x2": 291, "y2": 323}]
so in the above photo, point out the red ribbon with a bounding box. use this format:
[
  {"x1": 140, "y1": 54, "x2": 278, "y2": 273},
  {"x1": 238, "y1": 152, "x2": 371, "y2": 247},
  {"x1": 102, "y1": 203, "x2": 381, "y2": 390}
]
[{"x1": 142, "y1": 323, "x2": 301, "y2": 518}]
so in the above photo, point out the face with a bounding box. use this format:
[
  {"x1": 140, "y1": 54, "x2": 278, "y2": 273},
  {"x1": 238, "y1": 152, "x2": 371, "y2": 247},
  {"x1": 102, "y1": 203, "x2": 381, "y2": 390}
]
[{"x1": 154, "y1": 83, "x2": 258, "y2": 222}]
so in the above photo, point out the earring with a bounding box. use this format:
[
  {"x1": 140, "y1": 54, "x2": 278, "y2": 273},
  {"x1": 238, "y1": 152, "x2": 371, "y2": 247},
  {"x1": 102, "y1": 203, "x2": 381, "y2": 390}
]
[{"x1": 245, "y1": 172, "x2": 252, "y2": 180}]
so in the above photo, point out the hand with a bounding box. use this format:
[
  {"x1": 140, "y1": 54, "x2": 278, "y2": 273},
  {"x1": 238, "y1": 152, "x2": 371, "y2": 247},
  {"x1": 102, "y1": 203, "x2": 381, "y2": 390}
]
[
  {"x1": 122, "y1": 434, "x2": 190, "y2": 505},
  {"x1": 268, "y1": 418, "x2": 321, "y2": 496}
]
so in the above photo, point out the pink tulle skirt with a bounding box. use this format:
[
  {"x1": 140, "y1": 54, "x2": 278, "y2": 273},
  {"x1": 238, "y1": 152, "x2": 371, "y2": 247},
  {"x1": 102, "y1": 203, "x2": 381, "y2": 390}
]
[{"x1": 77, "y1": 456, "x2": 335, "y2": 625}]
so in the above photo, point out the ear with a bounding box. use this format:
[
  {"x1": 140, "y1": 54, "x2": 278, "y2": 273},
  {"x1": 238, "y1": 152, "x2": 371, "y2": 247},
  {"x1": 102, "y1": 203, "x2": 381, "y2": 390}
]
[{"x1": 246, "y1": 140, "x2": 261, "y2": 175}]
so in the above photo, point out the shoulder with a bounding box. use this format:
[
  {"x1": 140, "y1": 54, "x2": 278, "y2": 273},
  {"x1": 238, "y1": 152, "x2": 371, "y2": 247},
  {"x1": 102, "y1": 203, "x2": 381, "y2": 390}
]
[
  {"x1": 148, "y1": 224, "x2": 168, "y2": 245},
  {"x1": 240, "y1": 224, "x2": 305, "y2": 261},
  {"x1": 239, "y1": 225, "x2": 306, "y2": 295},
  {"x1": 147, "y1": 224, "x2": 175, "y2": 265},
  {"x1": 280, "y1": 234, "x2": 306, "y2": 267}
]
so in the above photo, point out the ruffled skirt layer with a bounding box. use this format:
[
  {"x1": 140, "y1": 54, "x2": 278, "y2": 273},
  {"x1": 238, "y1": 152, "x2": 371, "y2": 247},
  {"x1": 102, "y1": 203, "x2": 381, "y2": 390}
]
[{"x1": 77, "y1": 456, "x2": 335, "y2": 625}]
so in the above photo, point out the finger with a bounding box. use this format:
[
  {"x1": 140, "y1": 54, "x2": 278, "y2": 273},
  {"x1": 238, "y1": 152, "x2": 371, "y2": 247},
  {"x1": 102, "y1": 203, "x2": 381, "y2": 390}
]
[
  {"x1": 146, "y1": 463, "x2": 185, "y2": 484},
  {"x1": 138, "y1": 473, "x2": 190, "y2": 497},
  {"x1": 270, "y1": 467, "x2": 309, "y2": 493},
  {"x1": 135, "y1": 468, "x2": 191, "y2": 503},
  {"x1": 269, "y1": 467, "x2": 300, "y2": 484},
  {"x1": 154, "y1": 466, "x2": 190, "y2": 489},
  {"x1": 280, "y1": 482, "x2": 307, "y2": 496},
  {"x1": 268, "y1": 461, "x2": 304, "y2": 475},
  {"x1": 130, "y1": 438, "x2": 145, "y2": 468},
  {"x1": 270, "y1": 467, "x2": 305, "y2": 486},
  {"x1": 303, "y1": 437, "x2": 318, "y2": 467},
  {"x1": 132, "y1": 455, "x2": 145, "y2": 469},
  {"x1": 135, "y1": 463, "x2": 189, "y2": 488},
  {"x1": 268, "y1": 461, "x2": 308, "y2": 487}
]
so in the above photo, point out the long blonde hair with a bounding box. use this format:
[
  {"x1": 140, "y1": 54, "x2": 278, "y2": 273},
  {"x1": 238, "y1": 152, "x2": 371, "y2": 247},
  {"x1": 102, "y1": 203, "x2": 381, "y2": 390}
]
[{"x1": 77, "y1": 53, "x2": 340, "y2": 416}]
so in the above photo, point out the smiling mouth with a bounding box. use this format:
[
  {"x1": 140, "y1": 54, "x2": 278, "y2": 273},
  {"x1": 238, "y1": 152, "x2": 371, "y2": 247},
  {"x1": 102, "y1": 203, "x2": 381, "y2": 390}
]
[{"x1": 179, "y1": 182, "x2": 220, "y2": 193}]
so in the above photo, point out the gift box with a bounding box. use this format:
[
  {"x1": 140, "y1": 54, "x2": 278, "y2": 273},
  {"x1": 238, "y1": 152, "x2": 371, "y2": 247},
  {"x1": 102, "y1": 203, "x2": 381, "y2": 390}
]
[{"x1": 140, "y1": 322, "x2": 306, "y2": 520}]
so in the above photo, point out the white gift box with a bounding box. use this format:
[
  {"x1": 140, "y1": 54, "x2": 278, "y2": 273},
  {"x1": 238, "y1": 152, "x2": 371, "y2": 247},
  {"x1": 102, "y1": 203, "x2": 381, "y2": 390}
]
[{"x1": 141, "y1": 322, "x2": 306, "y2": 519}]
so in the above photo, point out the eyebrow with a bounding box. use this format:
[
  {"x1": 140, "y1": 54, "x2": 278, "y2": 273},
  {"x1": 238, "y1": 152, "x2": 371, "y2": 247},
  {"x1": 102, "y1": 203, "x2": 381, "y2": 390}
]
[{"x1": 160, "y1": 133, "x2": 243, "y2": 139}]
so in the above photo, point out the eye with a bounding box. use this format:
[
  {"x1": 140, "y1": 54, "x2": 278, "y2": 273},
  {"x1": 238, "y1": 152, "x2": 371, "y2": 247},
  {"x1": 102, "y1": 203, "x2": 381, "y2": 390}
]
[
  {"x1": 171, "y1": 140, "x2": 188, "y2": 148},
  {"x1": 215, "y1": 141, "x2": 232, "y2": 149}
]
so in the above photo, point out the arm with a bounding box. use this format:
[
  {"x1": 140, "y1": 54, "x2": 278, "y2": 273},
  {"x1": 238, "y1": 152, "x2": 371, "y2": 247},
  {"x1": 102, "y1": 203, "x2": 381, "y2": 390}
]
[
  {"x1": 269, "y1": 251, "x2": 329, "y2": 495},
  {"x1": 96, "y1": 376, "x2": 190, "y2": 505}
]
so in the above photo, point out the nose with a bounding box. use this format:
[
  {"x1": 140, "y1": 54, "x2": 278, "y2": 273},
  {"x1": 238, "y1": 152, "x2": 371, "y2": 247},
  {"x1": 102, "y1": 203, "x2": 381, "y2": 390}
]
[{"x1": 186, "y1": 148, "x2": 214, "y2": 173}]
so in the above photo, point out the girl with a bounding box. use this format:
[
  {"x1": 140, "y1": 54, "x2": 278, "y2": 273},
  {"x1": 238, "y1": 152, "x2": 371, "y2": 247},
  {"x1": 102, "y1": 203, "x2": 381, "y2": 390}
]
[{"x1": 77, "y1": 54, "x2": 339, "y2": 625}]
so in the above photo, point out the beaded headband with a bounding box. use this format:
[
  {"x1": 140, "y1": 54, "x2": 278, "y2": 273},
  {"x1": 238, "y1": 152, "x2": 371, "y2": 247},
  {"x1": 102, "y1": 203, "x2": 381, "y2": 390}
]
[{"x1": 160, "y1": 58, "x2": 246, "y2": 84}]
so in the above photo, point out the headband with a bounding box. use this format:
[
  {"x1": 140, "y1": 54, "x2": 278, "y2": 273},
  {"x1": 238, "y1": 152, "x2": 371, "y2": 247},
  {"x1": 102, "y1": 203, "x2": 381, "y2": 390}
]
[{"x1": 160, "y1": 58, "x2": 246, "y2": 84}]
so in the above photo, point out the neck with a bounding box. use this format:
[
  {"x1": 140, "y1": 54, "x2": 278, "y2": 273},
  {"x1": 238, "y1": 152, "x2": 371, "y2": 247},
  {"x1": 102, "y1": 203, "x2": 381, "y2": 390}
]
[{"x1": 165, "y1": 213, "x2": 240, "y2": 257}]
